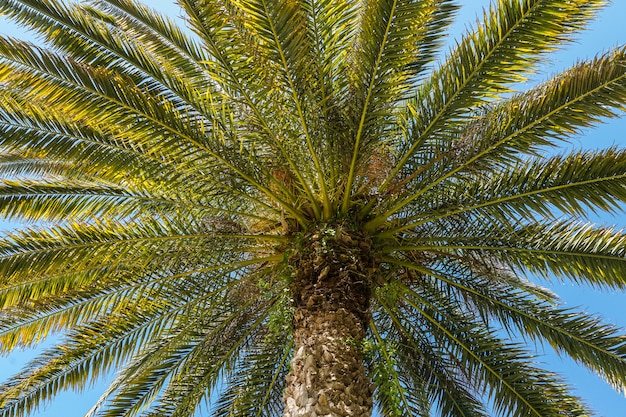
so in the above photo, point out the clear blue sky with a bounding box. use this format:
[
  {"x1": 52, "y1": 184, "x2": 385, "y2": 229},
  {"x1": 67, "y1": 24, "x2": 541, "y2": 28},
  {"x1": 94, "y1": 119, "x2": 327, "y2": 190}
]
[{"x1": 1, "y1": 1, "x2": 626, "y2": 416}]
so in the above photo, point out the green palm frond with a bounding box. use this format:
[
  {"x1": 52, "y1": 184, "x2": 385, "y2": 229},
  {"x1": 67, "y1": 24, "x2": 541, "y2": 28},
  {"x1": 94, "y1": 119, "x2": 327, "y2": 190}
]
[
  {"x1": 234, "y1": 0, "x2": 333, "y2": 211},
  {"x1": 212, "y1": 335, "x2": 292, "y2": 417},
  {"x1": 369, "y1": 43, "x2": 626, "y2": 228},
  {"x1": 368, "y1": 319, "x2": 431, "y2": 417},
  {"x1": 0, "y1": 179, "x2": 158, "y2": 222},
  {"x1": 382, "y1": 148, "x2": 626, "y2": 236},
  {"x1": 382, "y1": 256, "x2": 626, "y2": 394},
  {"x1": 381, "y1": 0, "x2": 607, "y2": 191},
  {"x1": 386, "y1": 218, "x2": 626, "y2": 289},
  {"x1": 92, "y1": 292, "x2": 272, "y2": 417},
  {"x1": 1, "y1": 0, "x2": 209, "y2": 104},
  {"x1": 342, "y1": 0, "x2": 458, "y2": 209},
  {"x1": 373, "y1": 296, "x2": 489, "y2": 417},
  {"x1": 491, "y1": 221, "x2": 626, "y2": 287},
  {"x1": 0, "y1": 262, "x2": 273, "y2": 417},
  {"x1": 459, "y1": 45, "x2": 626, "y2": 167},
  {"x1": 178, "y1": 0, "x2": 325, "y2": 214},
  {"x1": 0, "y1": 154, "x2": 74, "y2": 179},
  {"x1": 0, "y1": 95, "x2": 173, "y2": 182},
  {"x1": 457, "y1": 148, "x2": 626, "y2": 218},
  {"x1": 0, "y1": 300, "x2": 175, "y2": 417},
  {"x1": 399, "y1": 286, "x2": 591, "y2": 417}
]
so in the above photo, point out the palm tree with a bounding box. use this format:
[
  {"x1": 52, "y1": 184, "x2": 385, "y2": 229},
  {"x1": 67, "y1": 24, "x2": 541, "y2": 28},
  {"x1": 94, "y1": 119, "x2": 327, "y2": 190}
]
[{"x1": 1, "y1": 0, "x2": 626, "y2": 416}]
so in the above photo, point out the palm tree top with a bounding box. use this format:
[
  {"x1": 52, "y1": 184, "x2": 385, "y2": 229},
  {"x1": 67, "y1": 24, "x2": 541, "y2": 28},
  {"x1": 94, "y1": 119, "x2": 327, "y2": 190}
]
[{"x1": 0, "y1": 0, "x2": 626, "y2": 416}]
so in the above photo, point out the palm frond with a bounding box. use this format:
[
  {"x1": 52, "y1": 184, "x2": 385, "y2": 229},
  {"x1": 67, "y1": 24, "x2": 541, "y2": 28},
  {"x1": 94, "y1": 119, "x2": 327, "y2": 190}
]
[
  {"x1": 457, "y1": 45, "x2": 626, "y2": 169},
  {"x1": 1, "y1": 0, "x2": 211, "y2": 111},
  {"x1": 373, "y1": 294, "x2": 489, "y2": 417},
  {"x1": 108, "y1": 298, "x2": 273, "y2": 417},
  {"x1": 383, "y1": 255, "x2": 626, "y2": 395},
  {"x1": 374, "y1": 44, "x2": 626, "y2": 226},
  {"x1": 384, "y1": 148, "x2": 626, "y2": 236},
  {"x1": 376, "y1": 0, "x2": 608, "y2": 207},
  {"x1": 0, "y1": 300, "x2": 175, "y2": 417},
  {"x1": 0, "y1": 266, "x2": 271, "y2": 417},
  {"x1": 386, "y1": 218, "x2": 626, "y2": 289},
  {"x1": 399, "y1": 285, "x2": 591, "y2": 417},
  {"x1": 177, "y1": 0, "x2": 323, "y2": 217},
  {"x1": 368, "y1": 319, "x2": 429, "y2": 417},
  {"x1": 212, "y1": 334, "x2": 292, "y2": 417},
  {"x1": 342, "y1": 0, "x2": 458, "y2": 210}
]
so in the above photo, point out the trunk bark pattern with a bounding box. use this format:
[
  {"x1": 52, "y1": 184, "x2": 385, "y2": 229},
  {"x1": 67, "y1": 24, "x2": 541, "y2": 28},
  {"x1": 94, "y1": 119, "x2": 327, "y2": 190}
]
[{"x1": 284, "y1": 226, "x2": 377, "y2": 417}]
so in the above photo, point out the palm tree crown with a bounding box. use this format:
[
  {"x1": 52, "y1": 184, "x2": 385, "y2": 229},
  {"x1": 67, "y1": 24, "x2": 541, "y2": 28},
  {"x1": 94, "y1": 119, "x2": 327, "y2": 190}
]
[{"x1": 1, "y1": 0, "x2": 626, "y2": 416}]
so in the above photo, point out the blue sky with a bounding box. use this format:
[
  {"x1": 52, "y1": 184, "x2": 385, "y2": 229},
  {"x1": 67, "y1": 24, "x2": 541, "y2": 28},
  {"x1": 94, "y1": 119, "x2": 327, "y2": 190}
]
[{"x1": 1, "y1": 1, "x2": 626, "y2": 416}]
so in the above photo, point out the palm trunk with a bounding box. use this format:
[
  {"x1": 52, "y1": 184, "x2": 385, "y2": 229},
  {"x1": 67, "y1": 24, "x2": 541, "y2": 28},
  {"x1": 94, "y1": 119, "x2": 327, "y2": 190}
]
[{"x1": 283, "y1": 227, "x2": 376, "y2": 417}]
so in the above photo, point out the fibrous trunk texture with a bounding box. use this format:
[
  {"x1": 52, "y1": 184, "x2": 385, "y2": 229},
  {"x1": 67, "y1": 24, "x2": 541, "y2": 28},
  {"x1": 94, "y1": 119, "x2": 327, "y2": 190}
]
[{"x1": 283, "y1": 226, "x2": 376, "y2": 417}]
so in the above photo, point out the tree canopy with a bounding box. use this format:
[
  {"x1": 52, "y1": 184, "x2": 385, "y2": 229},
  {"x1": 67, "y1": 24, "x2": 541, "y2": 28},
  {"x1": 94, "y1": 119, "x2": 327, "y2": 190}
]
[{"x1": 0, "y1": 0, "x2": 626, "y2": 416}]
